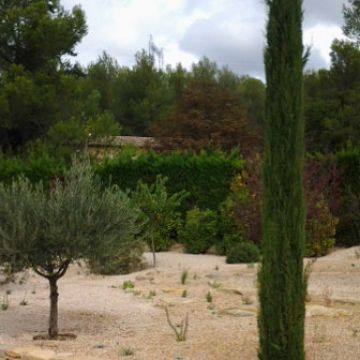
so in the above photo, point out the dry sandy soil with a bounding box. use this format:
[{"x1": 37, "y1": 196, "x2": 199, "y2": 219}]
[{"x1": 1, "y1": 247, "x2": 360, "y2": 360}]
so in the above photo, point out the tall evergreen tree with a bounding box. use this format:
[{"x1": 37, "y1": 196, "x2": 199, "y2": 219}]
[
  {"x1": 343, "y1": 0, "x2": 360, "y2": 45},
  {"x1": 258, "y1": 0, "x2": 306, "y2": 359}
]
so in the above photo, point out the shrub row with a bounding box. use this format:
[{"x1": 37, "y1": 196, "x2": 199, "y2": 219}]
[{"x1": 1, "y1": 147, "x2": 359, "y2": 251}]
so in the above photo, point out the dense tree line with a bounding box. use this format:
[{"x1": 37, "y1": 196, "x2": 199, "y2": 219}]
[
  {"x1": 0, "y1": 0, "x2": 265, "y2": 154},
  {"x1": 304, "y1": 0, "x2": 360, "y2": 153},
  {"x1": 1, "y1": 1, "x2": 360, "y2": 157}
]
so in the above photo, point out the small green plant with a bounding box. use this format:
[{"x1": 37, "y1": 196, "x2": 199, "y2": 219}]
[
  {"x1": 322, "y1": 286, "x2": 332, "y2": 307},
  {"x1": 1, "y1": 294, "x2": 9, "y2": 311},
  {"x1": 226, "y1": 242, "x2": 260, "y2": 264},
  {"x1": 20, "y1": 299, "x2": 28, "y2": 306},
  {"x1": 242, "y1": 296, "x2": 254, "y2": 305},
  {"x1": 120, "y1": 348, "x2": 134, "y2": 356},
  {"x1": 206, "y1": 291, "x2": 213, "y2": 303},
  {"x1": 208, "y1": 281, "x2": 222, "y2": 289},
  {"x1": 5, "y1": 289, "x2": 11, "y2": 295},
  {"x1": 165, "y1": 306, "x2": 189, "y2": 342},
  {"x1": 355, "y1": 249, "x2": 360, "y2": 260},
  {"x1": 182, "y1": 290, "x2": 187, "y2": 298},
  {"x1": 181, "y1": 270, "x2": 188, "y2": 285},
  {"x1": 122, "y1": 280, "x2": 135, "y2": 290},
  {"x1": 147, "y1": 290, "x2": 156, "y2": 299}
]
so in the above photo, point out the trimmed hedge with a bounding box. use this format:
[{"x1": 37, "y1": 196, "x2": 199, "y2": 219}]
[
  {"x1": 95, "y1": 150, "x2": 243, "y2": 211},
  {"x1": 0, "y1": 153, "x2": 64, "y2": 184},
  {"x1": 0, "y1": 150, "x2": 243, "y2": 213},
  {"x1": 336, "y1": 148, "x2": 360, "y2": 246}
]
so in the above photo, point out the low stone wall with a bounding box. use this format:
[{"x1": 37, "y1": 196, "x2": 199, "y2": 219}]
[{"x1": 1, "y1": 347, "x2": 84, "y2": 360}]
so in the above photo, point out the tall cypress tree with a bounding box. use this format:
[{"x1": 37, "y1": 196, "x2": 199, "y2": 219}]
[{"x1": 258, "y1": 1, "x2": 306, "y2": 359}]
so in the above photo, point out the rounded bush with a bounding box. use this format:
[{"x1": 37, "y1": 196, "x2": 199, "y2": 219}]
[
  {"x1": 215, "y1": 233, "x2": 242, "y2": 256},
  {"x1": 180, "y1": 208, "x2": 218, "y2": 254},
  {"x1": 226, "y1": 242, "x2": 260, "y2": 264}
]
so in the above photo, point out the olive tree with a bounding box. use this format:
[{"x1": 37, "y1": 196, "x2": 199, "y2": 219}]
[{"x1": 0, "y1": 161, "x2": 142, "y2": 339}]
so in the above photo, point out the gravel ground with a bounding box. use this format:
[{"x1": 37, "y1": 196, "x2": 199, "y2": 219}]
[{"x1": 0, "y1": 247, "x2": 360, "y2": 360}]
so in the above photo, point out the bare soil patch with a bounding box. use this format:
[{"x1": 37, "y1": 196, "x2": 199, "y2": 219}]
[{"x1": 1, "y1": 247, "x2": 360, "y2": 359}]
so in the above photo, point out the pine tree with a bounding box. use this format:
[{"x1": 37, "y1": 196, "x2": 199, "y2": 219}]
[{"x1": 258, "y1": 0, "x2": 306, "y2": 359}]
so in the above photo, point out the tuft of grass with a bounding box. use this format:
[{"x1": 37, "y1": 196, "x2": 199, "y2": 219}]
[
  {"x1": 20, "y1": 298, "x2": 28, "y2": 306},
  {"x1": 6, "y1": 289, "x2": 12, "y2": 295},
  {"x1": 206, "y1": 291, "x2": 213, "y2": 303},
  {"x1": 242, "y1": 296, "x2": 254, "y2": 305},
  {"x1": 147, "y1": 290, "x2": 156, "y2": 299},
  {"x1": 322, "y1": 286, "x2": 332, "y2": 307},
  {"x1": 180, "y1": 270, "x2": 188, "y2": 285},
  {"x1": 182, "y1": 290, "x2": 187, "y2": 298},
  {"x1": 122, "y1": 280, "x2": 135, "y2": 290},
  {"x1": 120, "y1": 348, "x2": 134, "y2": 357},
  {"x1": 208, "y1": 280, "x2": 222, "y2": 289},
  {"x1": 31, "y1": 289, "x2": 36, "y2": 295},
  {"x1": 1, "y1": 294, "x2": 9, "y2": 311}
]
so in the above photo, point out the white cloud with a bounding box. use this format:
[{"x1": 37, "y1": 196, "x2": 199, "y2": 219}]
[
  {"x1": 304, "y1": 24, "x2": 345, "y2": 69},
  {"x1": 62, "y1": 0, "x2": 346, "y2": 76}
]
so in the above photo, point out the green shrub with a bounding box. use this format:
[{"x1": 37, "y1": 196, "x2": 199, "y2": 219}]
[
  {"x1": 215, "y1": 198, "x2": 241, "y2": 255},
  {"x1": 215, "y1": 233, "x2": 243, "y2": 256},
  {"x1": 226, "y1": 242, "x2": 260, "y2": 264},
  {"x1": 180, "y1": 208, "x2": 218, "y2": 254},
  {"x1": 305, "y1": 196, "x2": 338, "y2": 257},
  {"x1": 88, "y1": 240, "x2": 145, "y2": 275}
]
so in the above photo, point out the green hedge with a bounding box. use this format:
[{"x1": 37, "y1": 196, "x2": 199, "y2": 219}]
[
  {"x1": 336, "y1": 148, "x2": 360, "y2": 246},
  {"x1": 95, "y1": 150, "x2": 243, "y2": 211},
  {"x1": 337, "y1": 148, "x2": 360, "y2": 193},
  {"x1": 0, "y1": 150, "x2": 243, "y2": 213},
  {"x1": 0, "y1": 153, "x2": 64, "y2": 184}
]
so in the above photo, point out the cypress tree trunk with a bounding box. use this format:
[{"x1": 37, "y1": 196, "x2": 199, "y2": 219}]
[{"x1": 258, "y1": 1, "x2": 306, "y2": 359}]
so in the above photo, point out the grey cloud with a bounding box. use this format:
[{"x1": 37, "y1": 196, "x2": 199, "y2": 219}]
[
  {"x1": 180, "y1": 18, "x2": 265, "y2": 77},
  {"x1": 303, "y1": 0, "x2": 344, "y2": 27},
  {"x1": 180, "y1": 0, "x2": 343, "y2": 77}
]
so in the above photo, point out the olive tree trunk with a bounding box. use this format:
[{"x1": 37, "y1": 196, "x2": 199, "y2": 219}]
[
  {"x1": 48, "y1": 277, "x2": 59, "y2": 338},
  {"x1": 34, "y1": 260, "x2": 70, "y2": 339}
]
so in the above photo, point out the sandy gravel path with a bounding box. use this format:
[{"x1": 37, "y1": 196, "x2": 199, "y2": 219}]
[{"x1": 1, "y1": 247, "x2": 360, "y2": 359}]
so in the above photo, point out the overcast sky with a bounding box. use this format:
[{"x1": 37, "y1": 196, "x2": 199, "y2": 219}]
[{"x1": 62, "y1": 0, "x2": 347, "y2": 78}]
